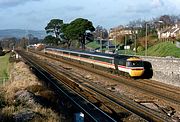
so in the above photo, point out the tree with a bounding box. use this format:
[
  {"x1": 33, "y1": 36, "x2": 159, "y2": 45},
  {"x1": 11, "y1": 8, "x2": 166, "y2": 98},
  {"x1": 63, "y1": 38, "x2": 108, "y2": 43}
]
[
  {"x1": 19, "y1": 37, "x2": 28, "y2": 49},
  {"x1": 43, "y1": 35, "x2": 60, "y2": 45},
  {"x1": 45, "y1": 19, "x2": 63, "y2": 38},
  {"x1": 61, "y1": 18, "x2": 95, "y2": 49},
  {"x1": 1, "y1": 37, "x2": 17, "y2": 50},
  {"x1": 0, "y1": 42, "x2": 3, "y2": 56},
  {"x1": 94, "y1": 25, "x2": 108, "y2": 39},
  {"x1": 159, "y1": 15, "x2": 173, "y2": 26},
  {"x1": 61, "y1": 24, "x2": 72, "y2": 48},
  {"x1": 0, "y1": 42, "x2": 3, "y2": 51}
]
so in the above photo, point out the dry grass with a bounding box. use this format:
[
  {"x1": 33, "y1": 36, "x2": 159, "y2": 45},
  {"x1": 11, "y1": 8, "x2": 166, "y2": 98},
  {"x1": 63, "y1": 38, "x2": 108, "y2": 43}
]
[
  {"x1": 1, "y1": 106, "x2": 17, "y2": 115},
  {"x1": 32, "y1": 105, "x2": 60, "y2": 122},
  {"x1": 26, "y1": 85, "x2": 46, "y2": 93},
  {"x1": 0, "y1": 61, "x2": 61, "y2": 122},
  {"x1": 38, "y1": 90, "x2": 57, "y2": 103},
  {"x1": 1, "y1": 104, "x2": 60, "y2": 122},
  {"x1": 4, "y1": 62, "x2": 40, "y2": 103}
]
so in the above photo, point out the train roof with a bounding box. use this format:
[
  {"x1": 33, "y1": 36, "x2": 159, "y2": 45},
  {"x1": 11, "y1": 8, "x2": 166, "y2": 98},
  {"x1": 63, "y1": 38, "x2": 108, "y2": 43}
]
[
  {"x1": 46, "y1": 47, "x2": 114, "y2": 59},
  {"x1": 46, "y1": 47, "x2": 140, "y2": 60},
  {"x1": 114, "y1": 54, "x2": 140, "y2": 60}
]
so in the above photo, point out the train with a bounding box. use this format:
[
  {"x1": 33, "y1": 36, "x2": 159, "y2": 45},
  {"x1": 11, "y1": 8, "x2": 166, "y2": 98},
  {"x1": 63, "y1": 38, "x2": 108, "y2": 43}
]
[{"x1": 44, "y1": 48, "x2": 145, "y2": 77}]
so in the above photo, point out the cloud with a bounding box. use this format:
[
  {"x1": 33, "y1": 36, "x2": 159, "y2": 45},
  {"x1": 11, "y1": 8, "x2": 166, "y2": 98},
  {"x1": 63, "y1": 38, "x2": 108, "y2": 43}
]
[
  {"x1": 63, "y1": 6, "x2": 84, "y2": 12},
  {"x1": 0, "y1": 0, "x2": 42, "y2": 8},
  {"x1": 126, "y1": 6, "x2": 151, "y2": 14},
  {"x1": 125, "y1": 0, "x2": 165, "y2": 15},
  {"x1": 151, "y1": 0, "x2": 164, "y2": 8},
  {"x1": 125, "y1": 3, "x2": 152, "y2": 14}
]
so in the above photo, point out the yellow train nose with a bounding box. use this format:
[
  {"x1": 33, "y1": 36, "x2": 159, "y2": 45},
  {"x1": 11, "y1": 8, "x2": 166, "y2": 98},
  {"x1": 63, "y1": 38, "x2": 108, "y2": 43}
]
[{"x1": 130, "y1": 69, "x2": 144, "y2": 77}]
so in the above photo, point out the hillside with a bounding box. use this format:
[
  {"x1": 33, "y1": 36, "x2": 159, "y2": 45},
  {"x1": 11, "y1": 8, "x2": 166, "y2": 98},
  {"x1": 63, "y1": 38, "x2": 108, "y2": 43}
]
[
  {"x1": 0, "y1": 29, "x2": 46, "y2": 39},
  {"x1": 146, "y1": 42, "x2": 180, "y2": 58}
]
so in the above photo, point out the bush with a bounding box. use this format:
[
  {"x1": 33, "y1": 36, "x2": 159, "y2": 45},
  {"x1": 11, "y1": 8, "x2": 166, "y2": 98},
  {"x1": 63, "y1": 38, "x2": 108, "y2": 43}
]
[
  {"x1": 0, "y1": 92, "x2": 6, "y2": 108},
  {"x1": 26, "y1": 85, "x2": 46, "y2": 93},
  {"x1": 137, "y1": 46, "x2": 145, "y2": 52},
  {"x1": 38, "y1": 90, "x2": 56, "y2": 103},
  {"x1": 176, "y1": 38, "x2": 180, "y2": 42}
]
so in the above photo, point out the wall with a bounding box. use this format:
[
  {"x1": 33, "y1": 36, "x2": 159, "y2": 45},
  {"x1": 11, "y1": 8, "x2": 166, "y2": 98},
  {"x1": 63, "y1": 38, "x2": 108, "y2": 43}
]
[
  {"x1": 176, "y1": 41, "x2": 180, "y2": 48},
  {"x1": 140, "y1": 56, "x2": 180, "y2": 87}
]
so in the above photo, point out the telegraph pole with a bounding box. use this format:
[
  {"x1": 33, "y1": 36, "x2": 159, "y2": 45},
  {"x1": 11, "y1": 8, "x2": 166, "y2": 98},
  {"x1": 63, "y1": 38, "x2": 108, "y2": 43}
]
[{"x1": 145, "y1": 23, "x2": 148, "y2": 56}]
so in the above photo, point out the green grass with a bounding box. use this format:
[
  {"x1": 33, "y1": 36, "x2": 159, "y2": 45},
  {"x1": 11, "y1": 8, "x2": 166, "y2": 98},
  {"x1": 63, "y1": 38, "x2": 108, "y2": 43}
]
[
  {"x1": 144, "y1": 42, "x2": 180, "y2": 58},
  {"x1": 0, "y1": 53, "x2": 10, "y2": 83},
  {"x1": 117, "y1": 42, "x2": 180, "y2": 58},
  {"x1": 87, "y1": 40, "x2": 180, "y2": 58},
  {"x1": 118, "y1": 50, "x2": 136, "y2": 55},
  {"x1": 86, "y1": 41, "x2": 100, "y2": 49}
]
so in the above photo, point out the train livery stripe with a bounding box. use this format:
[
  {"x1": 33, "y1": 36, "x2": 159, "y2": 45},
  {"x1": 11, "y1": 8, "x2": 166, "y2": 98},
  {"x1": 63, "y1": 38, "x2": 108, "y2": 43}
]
[
  {"x1": 47, "y1": 50, "x2": 115, "y2": 69},
  {"x1": 47, "y1": 48, "x2": 114, "y2": 59},
  {"x1": 45, "y1": 48, "x2": 145, "y2": 77},
  {"x1": 118, "y1": 65, "x2": 131, "y2": 73}
]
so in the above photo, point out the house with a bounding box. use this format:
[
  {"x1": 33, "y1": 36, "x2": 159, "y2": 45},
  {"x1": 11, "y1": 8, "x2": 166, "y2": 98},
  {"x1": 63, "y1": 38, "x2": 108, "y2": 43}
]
[
  {"x1": 109, "y1": 27, "x2": 138, "y2": 40},
  {"x1": 157, "y1": 24, "x2": 180, "y2": 39}
]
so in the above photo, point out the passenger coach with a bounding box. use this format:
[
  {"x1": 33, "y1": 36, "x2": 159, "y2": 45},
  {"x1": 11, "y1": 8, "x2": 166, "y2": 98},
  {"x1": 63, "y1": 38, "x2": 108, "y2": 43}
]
[{"x1": 45, "y1": 48, "x2": 144, "y2": 77}]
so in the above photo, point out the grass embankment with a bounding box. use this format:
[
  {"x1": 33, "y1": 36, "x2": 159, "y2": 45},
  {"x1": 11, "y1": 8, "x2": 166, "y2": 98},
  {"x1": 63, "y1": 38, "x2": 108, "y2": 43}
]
[
  {"x1": 86, "y1": 41, "x2": 100, "y2": 49},
  {"x1": 145, "y1": 42, "x2": 180, "y2": 58},
  {"x1": 0, "y1": 53, "x2": 10, "y2": 84},
  {"x1": 118, "y1": 42, "x2": 180, "y2": 57},
  {"x1": 87, "y1": 41, "x2": 180, "y2": 58}
]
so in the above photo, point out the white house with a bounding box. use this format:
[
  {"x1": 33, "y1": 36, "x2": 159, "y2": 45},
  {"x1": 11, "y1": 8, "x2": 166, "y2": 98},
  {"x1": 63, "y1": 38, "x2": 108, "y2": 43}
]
[{"x1": 158, "y1": 24, "x2": 180, "y2": 39}]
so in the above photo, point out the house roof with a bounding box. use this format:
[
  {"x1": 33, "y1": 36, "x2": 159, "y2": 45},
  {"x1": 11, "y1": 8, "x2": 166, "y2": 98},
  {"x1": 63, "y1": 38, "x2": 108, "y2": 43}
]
[
  {"x1": 170, "y1": 28, "x2": 180, "y2": 33},
  {"x1": 159, "y1": 27, "x2": 171, "y2": 33},
  {"x1": 159, "y1": 26, "x2": 180, "y2": 34}
]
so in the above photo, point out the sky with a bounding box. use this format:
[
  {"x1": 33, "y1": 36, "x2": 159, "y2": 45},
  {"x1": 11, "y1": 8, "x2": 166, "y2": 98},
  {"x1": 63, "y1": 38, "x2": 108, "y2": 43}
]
[{"x1": 0, "y1": 0, "x2": 180, "y2": 30}]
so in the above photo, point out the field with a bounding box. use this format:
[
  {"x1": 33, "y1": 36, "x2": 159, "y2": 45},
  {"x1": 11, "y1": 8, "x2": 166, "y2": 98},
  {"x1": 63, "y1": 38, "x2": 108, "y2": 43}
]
[{"x1": 0, "y1": 53, "x2": 10, "y2": 84}]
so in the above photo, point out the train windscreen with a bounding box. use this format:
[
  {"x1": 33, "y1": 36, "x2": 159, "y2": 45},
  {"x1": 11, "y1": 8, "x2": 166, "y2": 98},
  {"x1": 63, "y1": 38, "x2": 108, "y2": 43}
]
[{"x1": 126, "y1": 61, "x2": 143, "y2": 67}]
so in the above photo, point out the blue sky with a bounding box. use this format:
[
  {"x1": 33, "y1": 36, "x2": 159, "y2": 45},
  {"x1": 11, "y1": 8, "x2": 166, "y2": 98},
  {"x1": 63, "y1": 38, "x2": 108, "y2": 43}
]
[{"x1": 0, "y1": 0, "x2": 180, "y2": 30}]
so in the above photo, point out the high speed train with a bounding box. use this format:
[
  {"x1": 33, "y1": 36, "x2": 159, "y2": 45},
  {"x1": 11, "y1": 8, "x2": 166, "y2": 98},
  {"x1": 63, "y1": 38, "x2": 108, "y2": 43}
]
[{"x1": 44, "y1": 48, "x2": 145, "y2": 77}]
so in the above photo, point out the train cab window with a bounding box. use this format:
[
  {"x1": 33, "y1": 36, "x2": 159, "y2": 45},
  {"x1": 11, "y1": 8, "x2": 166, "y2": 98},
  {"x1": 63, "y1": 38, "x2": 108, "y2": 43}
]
[{"x1": 126, "y1": 61, "x2": 143, "y2": 67}]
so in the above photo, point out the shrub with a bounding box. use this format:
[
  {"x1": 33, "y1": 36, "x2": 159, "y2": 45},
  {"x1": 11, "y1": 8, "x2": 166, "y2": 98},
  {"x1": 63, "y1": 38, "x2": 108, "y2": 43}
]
[
  {"x1": 137, "y1": 46, "x2": 145, "y2": 52},
  {"x1": 26, "y1": 85, "x2": 46, "y2": 93},
  {"x1": 0, "y1": 92, "x2": 6, "y2": 108},
  {"x1": 176, "y1": 38, "x2": 180, "y2": 42}
]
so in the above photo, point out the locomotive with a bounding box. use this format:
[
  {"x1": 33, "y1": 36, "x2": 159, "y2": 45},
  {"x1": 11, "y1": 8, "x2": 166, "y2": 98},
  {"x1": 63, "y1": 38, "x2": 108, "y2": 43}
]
[{"x1": 44, "y1": 48, "x2": 144, "y2": 77}]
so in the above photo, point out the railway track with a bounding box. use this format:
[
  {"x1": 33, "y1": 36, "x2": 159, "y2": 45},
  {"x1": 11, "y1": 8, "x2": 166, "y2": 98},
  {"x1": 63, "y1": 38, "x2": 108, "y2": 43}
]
[
  {"x1": 17, "y1": 50, "x2": 174, "y2": 122},
  {"x1": 17, "y1": 50, "x2": 117, "y2": 122},
  {"x1": 30, "y1": 50, "x2": 180, "y2": 105}
]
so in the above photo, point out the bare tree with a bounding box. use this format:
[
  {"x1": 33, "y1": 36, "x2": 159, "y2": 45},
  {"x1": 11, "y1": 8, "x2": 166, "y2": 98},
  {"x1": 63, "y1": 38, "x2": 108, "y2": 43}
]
[{"x1": 94, "y1": 25, "x2": 108, "y2": 39}]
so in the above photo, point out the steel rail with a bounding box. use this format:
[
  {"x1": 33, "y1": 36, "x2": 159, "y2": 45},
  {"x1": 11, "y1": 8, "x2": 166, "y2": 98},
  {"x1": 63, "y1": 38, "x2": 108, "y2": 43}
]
[
  {"x1": 30, "y1": 50, "x2": 180, "y2": 105},
  {"x1": 17, "y1": 50, "x2": 117, "y2": 122},
  {"x1": 45, "y1": 61, "x2": 171, "y2": 122},
  {"x1": 25, "y1": 50, "x2": 174, "y2": 122}
]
